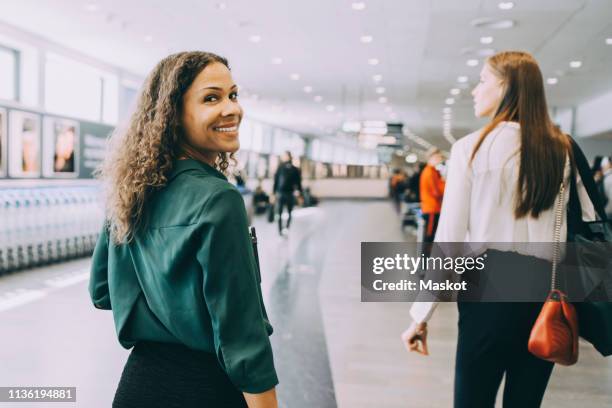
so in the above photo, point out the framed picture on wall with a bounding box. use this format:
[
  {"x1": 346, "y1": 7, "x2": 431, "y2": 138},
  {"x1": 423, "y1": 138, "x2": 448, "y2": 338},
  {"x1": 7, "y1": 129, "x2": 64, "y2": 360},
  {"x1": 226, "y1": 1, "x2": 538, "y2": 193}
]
[
  {"x1": 43, "y1": 117, "x2": 79, "y2": 178},
  {"x1": 0, "y1": 108, "x2": 7, "y2": 177},
  {"x1": 8, "y1": 110, "x2": 41, "y2": 178}
]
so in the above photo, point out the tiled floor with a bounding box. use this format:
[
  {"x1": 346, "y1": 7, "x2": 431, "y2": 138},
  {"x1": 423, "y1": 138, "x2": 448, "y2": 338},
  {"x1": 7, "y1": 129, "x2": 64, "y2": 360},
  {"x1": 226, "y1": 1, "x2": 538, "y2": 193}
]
[{"x1": 0, "y1": 200, "x2": 611, "y2": 407}]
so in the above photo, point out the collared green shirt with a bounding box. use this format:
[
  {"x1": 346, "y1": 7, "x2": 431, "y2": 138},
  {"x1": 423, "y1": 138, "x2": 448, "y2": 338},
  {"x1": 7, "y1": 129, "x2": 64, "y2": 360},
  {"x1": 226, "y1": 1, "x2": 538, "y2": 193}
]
[{"x1": 89, "y1": 159, "x2": 278, "y2": 393}]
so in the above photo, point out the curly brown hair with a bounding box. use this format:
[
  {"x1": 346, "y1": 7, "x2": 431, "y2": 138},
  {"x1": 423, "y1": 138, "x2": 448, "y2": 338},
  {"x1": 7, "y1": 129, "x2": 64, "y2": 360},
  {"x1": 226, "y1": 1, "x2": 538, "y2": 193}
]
[{"x1": 98, "y1": 51, "x2": 234, "y2": 244}]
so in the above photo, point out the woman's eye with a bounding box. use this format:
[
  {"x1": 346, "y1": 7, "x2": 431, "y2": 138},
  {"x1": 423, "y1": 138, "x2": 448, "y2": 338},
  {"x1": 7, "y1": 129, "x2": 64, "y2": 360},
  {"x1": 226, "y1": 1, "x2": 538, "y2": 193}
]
[
  {"x1": 230, "y1": 92, "x2": 239, "y2": 100},
  {"x1": 204, "y1": 95, "x2": 219, "y2": 103}
]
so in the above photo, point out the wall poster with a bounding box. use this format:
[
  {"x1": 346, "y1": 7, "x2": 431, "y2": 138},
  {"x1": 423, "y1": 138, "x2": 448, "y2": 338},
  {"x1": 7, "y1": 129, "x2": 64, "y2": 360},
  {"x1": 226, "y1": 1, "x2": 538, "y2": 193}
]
[
  {"x1": 0, "y1": 108, "x2": 6, "y2": 177},
  {"x1": 43, "y1": 117, "x2": 79, "y2": 177},
  {"x1": 8, "y1": 110, "x2": 41, "y2": 178}
]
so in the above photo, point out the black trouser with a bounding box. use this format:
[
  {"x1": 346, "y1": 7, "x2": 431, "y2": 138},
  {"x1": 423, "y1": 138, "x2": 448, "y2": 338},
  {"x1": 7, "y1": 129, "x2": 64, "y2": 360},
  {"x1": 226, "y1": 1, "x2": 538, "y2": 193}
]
[
  {"x1": 454, "y1": 302, "x2": 554, "y2": 408},
  {"x1": 113, "y1": 341, "x2": 247, "y2": 408},
  {"x1": 277, "y1": 192, "x2": 294, "y2": 233}
]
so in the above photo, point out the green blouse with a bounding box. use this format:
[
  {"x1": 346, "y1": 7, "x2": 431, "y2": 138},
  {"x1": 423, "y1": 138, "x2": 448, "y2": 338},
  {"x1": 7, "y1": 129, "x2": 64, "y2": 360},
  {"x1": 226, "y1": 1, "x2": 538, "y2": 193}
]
[{"x1": 89, "y1": 159, "x2": 278, "y2": 393}]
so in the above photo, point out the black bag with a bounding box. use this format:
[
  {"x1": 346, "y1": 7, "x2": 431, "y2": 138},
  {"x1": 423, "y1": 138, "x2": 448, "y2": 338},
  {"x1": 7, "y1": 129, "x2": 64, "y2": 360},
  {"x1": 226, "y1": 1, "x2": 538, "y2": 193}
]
[
  {"x1": 567, "y1": 138, "x2": 612, "y2": 357},
  {"x1": 267, "y1": 202, "x2": 275, "y2": 223}
]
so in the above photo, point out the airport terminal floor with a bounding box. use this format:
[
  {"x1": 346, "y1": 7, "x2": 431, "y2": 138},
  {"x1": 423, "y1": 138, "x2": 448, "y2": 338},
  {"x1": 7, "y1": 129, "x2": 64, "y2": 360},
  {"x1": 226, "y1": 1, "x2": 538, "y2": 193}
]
[{"x1": 1, "y1": 200, "x2": 611, "y2": 408}]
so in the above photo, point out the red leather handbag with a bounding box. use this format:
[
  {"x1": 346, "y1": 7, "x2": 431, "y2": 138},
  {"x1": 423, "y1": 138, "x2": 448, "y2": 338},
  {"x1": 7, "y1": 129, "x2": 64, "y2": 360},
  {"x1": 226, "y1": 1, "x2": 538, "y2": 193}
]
[
  {"x1": 528, "y1": 289, "x2": 579, "y2": 365},
  {"x1": 528, "y1": 182, "x2": 579, "y2": 366}
]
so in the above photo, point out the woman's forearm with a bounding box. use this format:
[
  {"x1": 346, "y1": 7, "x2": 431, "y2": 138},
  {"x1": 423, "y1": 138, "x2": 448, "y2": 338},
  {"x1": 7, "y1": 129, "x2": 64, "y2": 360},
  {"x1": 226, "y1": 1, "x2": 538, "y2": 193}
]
[{"x1": 243, "y1": 387, "x2": 278, "y2": 408}]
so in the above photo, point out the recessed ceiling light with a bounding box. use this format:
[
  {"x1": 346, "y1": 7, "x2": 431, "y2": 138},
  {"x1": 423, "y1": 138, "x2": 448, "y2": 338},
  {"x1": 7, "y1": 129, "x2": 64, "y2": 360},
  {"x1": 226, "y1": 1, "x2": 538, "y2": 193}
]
[
  {"x1": 445, "y1": 98, "x2": 455, "y2": 105},
  {"x1": 248, "y1": 35, "x2": 261, "y2": 43},
  {"x1": 216, "y1": 2, "x2": 227, "y2": 10},
  {"x1": 471, "y1": 17, "x2": 515, "y2": 29},
  {"x1": 378, "y1": 96, "x2": 388, "y2": 103},
  {"x1": 606, "y1": 38, "x2": 612, "y2": 45},
  {"x1": 498, "y1": 2, "x2": 514, "y2": 10},
  {"x1": 326, "y1": 105, "x2": 336, "y2": 112},
  {"x1": 303, "y1": 86, "x2": 313, "y2": 93},
  {"x1": 368, "y1": 58, "x2": 379, "y2": 66},
  {"x1": 314, "y1": 95, "x2": 323, "y2": 102},
  {"x1": 457, "y1": 76, "x2": 469, "y2": 83},
  {"x1": 271, "y1": 57, "x2": 283, "y2": 65},
  {"x1": 443, "y1": 107, "x2": 452, "y2": 114},
  {"x1": 569, "y1": 60, "x2": 582, "y2": 68},
  {"x1": 351, "y1": 2, "x2": 366, "y2": 11},
  {"x1": 375, "y1": 87, "x2": 386, "y2": 94},
  {"x1": 360, "y1": 35, "x2": 373, "y2": 43},
  {"x1": 480, "y1": 36, "x2": 494, "y2": 44},
  {"x1": 373, "y1": 74, "x2": 383, "y2": 82},
  {"x1": 450, "y1": 88, "x2": 460, "y2": 95},
  {"x1": 477, "y1": 48, "x2": 496, "y2": 57},
  {"x1": 144, "y1": 35, "x2": 153, "y2": 42},
  {"x1": 547, "y1": 78, "x2": 558, "y2": 85},
  {"x1": 467, "y1": 59, "x2": 479, "y2": 67},
  {"x1": 84, "y1": 3, "x2": 99, "y2": 12},
  {"x1": 289, "y1": 73, "x2": 300, "y2": 80}
]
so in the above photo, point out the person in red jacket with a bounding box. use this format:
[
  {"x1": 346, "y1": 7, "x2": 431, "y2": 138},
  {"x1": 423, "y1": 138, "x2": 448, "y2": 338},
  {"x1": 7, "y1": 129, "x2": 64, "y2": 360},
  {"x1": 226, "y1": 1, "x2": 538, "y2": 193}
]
[{"x1": 419, "y1": 148, "x2": 446, "y2": 243}]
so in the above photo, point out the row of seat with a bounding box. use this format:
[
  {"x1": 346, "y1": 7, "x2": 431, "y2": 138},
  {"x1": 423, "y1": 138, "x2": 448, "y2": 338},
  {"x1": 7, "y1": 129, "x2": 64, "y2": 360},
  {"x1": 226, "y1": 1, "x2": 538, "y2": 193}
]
[{"x1": 0, "y1": 186, "x2": 104, "y2": 275}]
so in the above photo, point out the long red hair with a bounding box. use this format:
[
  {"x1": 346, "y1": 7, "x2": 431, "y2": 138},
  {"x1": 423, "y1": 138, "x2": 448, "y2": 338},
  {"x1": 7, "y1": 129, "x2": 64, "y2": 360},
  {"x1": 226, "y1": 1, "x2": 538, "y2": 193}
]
[{"x1": 470, "y1": 51, "x2": 571, "y2": 218}]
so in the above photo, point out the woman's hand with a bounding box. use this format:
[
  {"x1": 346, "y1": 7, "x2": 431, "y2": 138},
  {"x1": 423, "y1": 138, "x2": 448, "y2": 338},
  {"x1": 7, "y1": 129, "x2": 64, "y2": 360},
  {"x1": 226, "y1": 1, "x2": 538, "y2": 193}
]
[
  {"x1": 401, "y1": 321, "x2": 429, "y2": 355},
  {"x1": 243, "y1": 387, "x2": 278, "y2": 408}
]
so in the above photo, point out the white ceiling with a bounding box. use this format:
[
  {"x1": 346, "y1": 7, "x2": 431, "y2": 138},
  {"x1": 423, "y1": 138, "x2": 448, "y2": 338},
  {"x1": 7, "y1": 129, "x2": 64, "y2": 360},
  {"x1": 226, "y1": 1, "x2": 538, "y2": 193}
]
[{"x1": 1, "y1": 0, "x2": 612, "y2": 150}]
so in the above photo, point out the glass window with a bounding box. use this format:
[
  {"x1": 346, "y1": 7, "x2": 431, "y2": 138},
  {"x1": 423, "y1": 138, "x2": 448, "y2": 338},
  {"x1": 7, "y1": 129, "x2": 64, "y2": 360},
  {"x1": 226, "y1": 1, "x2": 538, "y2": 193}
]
[
  {"x1": 0, "y1": 46, "x2": 18, "y2": 101},
  {"x1": 44, "y1": 53, "x2": 118, "y2": 123}
]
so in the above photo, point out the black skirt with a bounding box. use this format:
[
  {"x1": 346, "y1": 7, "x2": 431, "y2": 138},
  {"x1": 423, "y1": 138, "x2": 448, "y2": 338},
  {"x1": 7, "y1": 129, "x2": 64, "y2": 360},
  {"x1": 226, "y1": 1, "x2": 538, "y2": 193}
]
[{"x1": 113, "y1": 342, "x2": 248, "y2": 408}]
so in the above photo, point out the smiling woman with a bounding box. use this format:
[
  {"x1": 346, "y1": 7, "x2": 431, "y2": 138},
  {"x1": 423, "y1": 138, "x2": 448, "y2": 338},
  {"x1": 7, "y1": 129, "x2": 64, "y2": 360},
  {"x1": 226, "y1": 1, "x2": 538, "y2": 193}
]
[{"x1": 90, "y1": 51, "x2": 279, "y2": 408}]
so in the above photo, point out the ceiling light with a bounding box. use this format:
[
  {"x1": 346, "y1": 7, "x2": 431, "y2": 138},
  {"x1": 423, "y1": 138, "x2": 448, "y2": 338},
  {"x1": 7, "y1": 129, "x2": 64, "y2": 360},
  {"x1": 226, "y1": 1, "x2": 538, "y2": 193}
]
[
  {"x1": 373, "y1": 74, "x2": 383, "y2": 82},
  {"x1": 144, "y1": 35, "x2": 153, "y2": 42},
  {"x1": 378, "y1": 96, "x2": 388, "y2": 103},
  {"x1": 477, "y1": 48, "x2": 496, "y2": 57},
  {"x1": 368, "y1": 58, "x2": 379, "y2": 66},
  {"x1": 216, "y1": 2, "x2": 227, "y2": 10},
  {"x1": 480, "y1": 36, "x2": 494, "y2": 44},
  {"x1": 314, "y1": 95, "x2": 323, "y2": 102},
  {"x1": 445, "y1": 98, "x2": 455, "y2": 105},
  {"x1": 546, "y1": 78, "x2": 558, "y2": 85},
  {"x1": 303, "y1": 86, "x2": 313, "y2": 93},
  {"x1": 351, "y1": 2, "x2": 366, "y2": 11},
  {"x1": 84, "y1": 3, "x2": 99, "y2": 12},
  {"x1": 326, "y1": 105, "x2": 336, "y2": 112},
  {"x1": 450, "y1": 88, "x2": 460, "y2": 95},
  {"x1": 606, "y1": 38, "x2": 612, "y2": 45},
  {"x1": 498, "y1": 2, "x2": 514, "y2": 10},
  {"x1": 375, "y1": 87, "x2": 386, "y2": 94},
  {"x1": 471, "y1": 17, "x2": 515, "y2": 29},
  {"x1": 569, "y1": 60, "x2": 582, "y2": 68},
  {"x1": 360, "y1": 35, "x2": 373, "y2": 43},
  {"x1": 290, "y1": 73, "x2": 300, "y2": 80},
  {"x1": 271, "y1": 57, "x2": 283, "y2": 65},
  {"x1": 457, "y1": 76, "x2": 469, "y2": 83},
  {"x1": 467, "y1": 59, "x2": 479, "y2": 67},
  {"x1": 248, "y1": 35, "x2": 261, "y2": 43},
  {"x1": 443, "y1": 107, "x2": 452, "y2": 114}
]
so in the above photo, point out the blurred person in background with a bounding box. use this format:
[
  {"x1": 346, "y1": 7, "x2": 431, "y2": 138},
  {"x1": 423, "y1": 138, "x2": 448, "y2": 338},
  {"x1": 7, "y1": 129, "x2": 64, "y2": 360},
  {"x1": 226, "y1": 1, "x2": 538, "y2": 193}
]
[
  {"x1": 253, "y1": 181, "x2": 270, "y2": 215},
  {"x1": 90, "y1": 51, "x2": 278, "y2": 408},
  {"x1": 390, "y1": 168, "x2": 407, "y2": 213},
  {"x1": 419, "y1": 148, "x2": 446, "y2": 243},
  {"x1": 402, "y1": 51, "x2": 597, "y2": 408},
  {"x1": 602, "y1": 156, "x2": 612, "y2": 218},
  {"x1": 272, "y1": 151, "x2": 302, "y2": 236}
]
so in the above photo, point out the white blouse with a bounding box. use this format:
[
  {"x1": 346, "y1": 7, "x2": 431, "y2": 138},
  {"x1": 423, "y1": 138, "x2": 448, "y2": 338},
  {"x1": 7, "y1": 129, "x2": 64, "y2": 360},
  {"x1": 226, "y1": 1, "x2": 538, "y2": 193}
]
[{"x1": 410, "y1": 122, "x2": 596, "y2": 323}]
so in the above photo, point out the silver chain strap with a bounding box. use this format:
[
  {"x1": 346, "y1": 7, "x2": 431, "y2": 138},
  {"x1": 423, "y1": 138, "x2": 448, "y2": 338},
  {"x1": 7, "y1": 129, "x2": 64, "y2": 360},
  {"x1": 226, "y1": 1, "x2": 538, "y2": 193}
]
[{"x1": 551, "y1": 182, "x2": 565, "y2": 291}]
